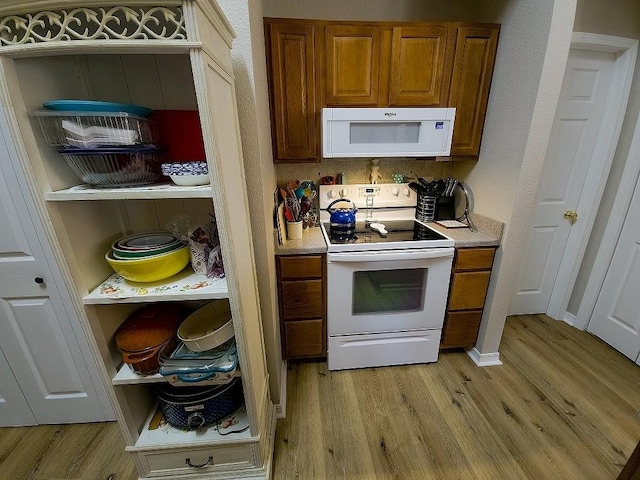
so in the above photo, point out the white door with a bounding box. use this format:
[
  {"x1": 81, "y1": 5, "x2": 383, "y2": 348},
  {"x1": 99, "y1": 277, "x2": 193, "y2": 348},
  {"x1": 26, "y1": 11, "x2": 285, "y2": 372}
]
[
  {"x1": 587, "y1": 177, "x2": 640, "y2": 361},
  {"x1": 0, "y1": 112, "x2": 112, "y2": 426},
  {"x1": 511, "y1": 48, "x2": 615, "y2": 314},
  {"x1": 0, "y1": 343, "x2": 36, "y2": 426}
]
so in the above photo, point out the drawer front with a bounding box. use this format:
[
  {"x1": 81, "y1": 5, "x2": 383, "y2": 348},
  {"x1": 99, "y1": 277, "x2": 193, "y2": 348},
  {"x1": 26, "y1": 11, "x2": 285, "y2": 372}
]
[
  {"x1": 454, "y1": 248, "x2": 495, "y2": 271},
  {"x1": 281, "y1": 279, "x2": 324, "y2": 319},
  {"x1": 441, "y1": 310, "x2": 483, "y2": 348},
  {"x1": 448, "y1": 271, "x2": 491, "y2": 310},
  {"x1": 278, "y1": 255, "x2": 324, "y2": 279},
  {"x1": 142, "y1": 444, "x2": 252, "y2": 475},
  {"x1": 284, "y1": 319, "x2": 325, "y2": 358},
  {"x1": 328, "y1": 329, "x2": 441, "y2": 370}
]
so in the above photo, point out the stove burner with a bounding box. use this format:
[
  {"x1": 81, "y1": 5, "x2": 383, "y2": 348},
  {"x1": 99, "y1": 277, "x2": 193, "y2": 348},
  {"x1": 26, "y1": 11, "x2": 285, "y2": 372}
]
[{"x1": 322, "y1": 218, "x2": 452, "y2": 251}]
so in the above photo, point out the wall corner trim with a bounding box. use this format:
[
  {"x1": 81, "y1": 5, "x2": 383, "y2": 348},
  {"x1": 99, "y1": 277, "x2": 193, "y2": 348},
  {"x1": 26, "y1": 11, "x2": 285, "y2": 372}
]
[
  {"x1": 275, "y1": 360, "x2": 287, "y2": 419},
  {"x1": 467, "y1": 348, "x2": 503, "y2": 367}
]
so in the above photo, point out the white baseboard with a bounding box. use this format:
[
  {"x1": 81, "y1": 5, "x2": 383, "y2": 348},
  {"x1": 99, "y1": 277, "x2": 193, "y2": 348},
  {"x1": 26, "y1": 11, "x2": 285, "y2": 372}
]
[
  {"x1": 467, "y1": 347, "x2": 503, "y2": 367},
  {"x1": 563, "y1": 312, "x2": 576, "y2": 326},
  {"x1": 275, "y1": 360, "x2": 287, "y2": 419}
]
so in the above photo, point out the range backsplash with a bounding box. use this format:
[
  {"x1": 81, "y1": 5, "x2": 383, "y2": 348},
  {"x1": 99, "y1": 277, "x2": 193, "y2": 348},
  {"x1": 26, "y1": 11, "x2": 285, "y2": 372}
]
[{"x1": 276, "y1": 158, "x2": 453, "y2": 185}]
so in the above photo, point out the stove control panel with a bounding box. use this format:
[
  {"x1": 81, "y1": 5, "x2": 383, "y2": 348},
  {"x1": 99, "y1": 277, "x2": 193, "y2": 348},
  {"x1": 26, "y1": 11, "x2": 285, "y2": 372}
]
[{"x1": 319, "y1": 183, "x2": 417, "y2": 210}]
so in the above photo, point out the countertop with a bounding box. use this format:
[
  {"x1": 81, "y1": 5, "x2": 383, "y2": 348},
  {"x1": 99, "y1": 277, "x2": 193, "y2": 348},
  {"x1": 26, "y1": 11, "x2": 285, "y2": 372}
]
[{"x1": 275, "y1": 213, "x2": 503, "y2": 255}]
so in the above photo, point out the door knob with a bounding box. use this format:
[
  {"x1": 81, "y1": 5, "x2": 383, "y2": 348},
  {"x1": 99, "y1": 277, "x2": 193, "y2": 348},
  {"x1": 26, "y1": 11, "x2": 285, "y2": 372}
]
[{"x1": 563, "y1": 210, "x2": 578, "y2": 224}]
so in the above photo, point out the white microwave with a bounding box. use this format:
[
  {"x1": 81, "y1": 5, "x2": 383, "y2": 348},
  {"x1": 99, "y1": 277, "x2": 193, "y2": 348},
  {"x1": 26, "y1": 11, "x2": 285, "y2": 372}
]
[{"x1": 322, "y1": 107, "x2": 455, "y2": 158}]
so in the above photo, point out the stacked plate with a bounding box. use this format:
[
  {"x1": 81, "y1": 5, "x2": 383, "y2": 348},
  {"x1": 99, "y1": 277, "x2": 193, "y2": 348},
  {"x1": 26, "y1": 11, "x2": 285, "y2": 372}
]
[{"x1": 106, "y1": 232, "x2": 190, "y2": 282}]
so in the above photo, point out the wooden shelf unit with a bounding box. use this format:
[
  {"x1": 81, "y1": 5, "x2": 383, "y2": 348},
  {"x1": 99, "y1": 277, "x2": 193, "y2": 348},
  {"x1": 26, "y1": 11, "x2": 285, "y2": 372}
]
[{"x1": 0, "y1": 2, "x2": 275, "y2": 479}]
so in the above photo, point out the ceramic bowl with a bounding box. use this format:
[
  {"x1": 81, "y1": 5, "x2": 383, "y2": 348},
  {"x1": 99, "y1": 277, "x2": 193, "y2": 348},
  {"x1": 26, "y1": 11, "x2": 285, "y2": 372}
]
[
  {"x1": 178, "y1": 300, "x2": 235, "y2": 352},
  {"x1": 169, "y1": 173, "x2": 210, "y2": 186},
  {"x1": 105, "y1": 246, "x2": 190, "y2": 282},
  {"x1": 161, "y1": 161, "x2": 210, "y2": 186},
  {"x1": 161, "y1": 161, "x2": 208, "y2": 175}
]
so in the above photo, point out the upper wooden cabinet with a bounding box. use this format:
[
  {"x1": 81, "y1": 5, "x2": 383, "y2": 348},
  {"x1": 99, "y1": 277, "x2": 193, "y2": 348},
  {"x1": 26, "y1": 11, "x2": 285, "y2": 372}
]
[
  {"x1": 322, "y1": 24, "x2": 455, "y2": 107},
  {"x1": 265, "y1": 20, "x2": 317, "y2": 162},
  {"x1": 448, "y1": 25, "x2": 500, "y2": 157},
  {"x1": 324, "y1": 25, "x2": 384, "y2": 106},
  {"x1": 389, "y1": 26, "x2": 456, "y2": 106},
  {"x1": 264, "y1": 18, "x2": 500, "y2": 163}
]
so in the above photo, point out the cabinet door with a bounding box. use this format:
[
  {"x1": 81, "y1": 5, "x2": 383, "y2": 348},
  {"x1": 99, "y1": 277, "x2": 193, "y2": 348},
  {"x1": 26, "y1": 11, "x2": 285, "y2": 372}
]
[
  {"x1": 441, "y1": 311, "x2": 483, "y2": 348},
  {"x1": 325, "y1": 25, "x2": 385, "y2": 105},
  {"x1": 449, "y1": 25, "x2": 499, "y2": 157},
  {"x1": 448, "y1": 271, "x2": 492, "y2": 311},
  {"x1": 389, "y1": 26, "x2": 454, "y2": 106},
  {"x1": 284, "y1": 319, "x2": 325, "y2": 358},
  {"x1": 266, "y1": 22, "x2": 317, "y2": 162},
  {"x1": 281, "y1": 280, "x2": 324, "y2": 320}
]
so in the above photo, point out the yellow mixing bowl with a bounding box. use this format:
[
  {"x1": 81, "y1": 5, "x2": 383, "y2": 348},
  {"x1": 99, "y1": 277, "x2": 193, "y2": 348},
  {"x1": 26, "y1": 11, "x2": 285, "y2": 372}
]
[{"x1": 105, "y1": 245, "x2": 190, "y2": 282}]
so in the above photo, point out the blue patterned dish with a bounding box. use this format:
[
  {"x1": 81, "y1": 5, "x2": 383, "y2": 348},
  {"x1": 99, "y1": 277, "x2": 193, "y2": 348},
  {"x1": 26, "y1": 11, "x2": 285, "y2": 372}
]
[
  {"x1": 161, "y1": 161, "x2": 208, "y2": 176},
  {"x1": 44, "y1": 100, "x2": 153, "y2": 117}
]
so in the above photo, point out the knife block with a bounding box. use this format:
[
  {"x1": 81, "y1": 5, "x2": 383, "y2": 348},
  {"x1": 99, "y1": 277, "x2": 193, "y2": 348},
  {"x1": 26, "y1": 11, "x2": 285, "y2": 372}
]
[{"x1": 436, "y1": 196, "x2": 455, "y2": 220}]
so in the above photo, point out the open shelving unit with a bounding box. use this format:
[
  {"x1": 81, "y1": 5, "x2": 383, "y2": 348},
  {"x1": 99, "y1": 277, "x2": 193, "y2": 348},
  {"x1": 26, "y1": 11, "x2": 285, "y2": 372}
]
[{"x1": 0, "y1": 1, "x2": 275, "y2": 478}]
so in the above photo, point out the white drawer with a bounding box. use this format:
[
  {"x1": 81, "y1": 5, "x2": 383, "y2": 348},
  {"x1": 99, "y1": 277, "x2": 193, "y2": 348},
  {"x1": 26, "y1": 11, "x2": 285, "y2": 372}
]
[
  {"x1": 328, "y1": 329, "x2": 441, "y2": 371},
  {"x1": 140, "y1": 444, "x2": 253, "y2": 477}
]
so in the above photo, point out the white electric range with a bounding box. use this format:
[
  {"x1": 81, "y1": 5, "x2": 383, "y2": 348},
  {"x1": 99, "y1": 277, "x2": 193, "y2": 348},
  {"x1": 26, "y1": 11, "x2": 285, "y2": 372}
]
[{"x1": 319, "y1": 183, "x2": 454, "y2": 371}]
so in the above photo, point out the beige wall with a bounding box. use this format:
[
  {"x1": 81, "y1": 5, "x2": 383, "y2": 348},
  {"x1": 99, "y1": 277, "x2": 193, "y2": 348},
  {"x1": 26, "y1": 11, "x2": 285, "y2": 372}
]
[
  {"x1": 567, "y1": 0, "x2": 640, "y2": 316},
  {"x1": 217, "y1": 0, "x2": 283, "y2": 405}
]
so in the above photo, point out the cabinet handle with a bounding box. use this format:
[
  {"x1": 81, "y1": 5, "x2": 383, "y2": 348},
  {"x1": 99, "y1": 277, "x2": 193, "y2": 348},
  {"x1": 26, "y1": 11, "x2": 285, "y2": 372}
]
[
  {"x1": 185, "y1": 456, "x2": 213, "y2": 468},
  {"x1": 34, "y1": 277, "x2": 44, "y2": 284}
]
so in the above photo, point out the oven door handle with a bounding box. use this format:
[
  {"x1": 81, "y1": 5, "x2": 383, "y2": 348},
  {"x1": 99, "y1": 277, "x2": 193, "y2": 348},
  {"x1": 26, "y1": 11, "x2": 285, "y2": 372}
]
[{"x1": 327, "y1": 248, "x2": 454, "y2": 263}]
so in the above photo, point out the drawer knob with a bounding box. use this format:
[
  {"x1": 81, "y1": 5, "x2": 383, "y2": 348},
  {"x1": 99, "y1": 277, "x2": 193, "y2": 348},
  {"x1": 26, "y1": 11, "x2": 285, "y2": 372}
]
[
  {"x1": 34, "y1": 277, "x2": 44, "y2": 285},
  {"x1": 185, "y1": 456, "x2": 214, "y2": 468}
]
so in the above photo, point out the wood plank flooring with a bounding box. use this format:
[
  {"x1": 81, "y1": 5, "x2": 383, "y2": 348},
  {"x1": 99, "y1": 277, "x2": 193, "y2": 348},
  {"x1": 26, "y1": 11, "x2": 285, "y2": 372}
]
[
  {"x1": 273, "y1": 315, "x2": 640, "y2": 479},
  {"x1": 0, "y1": 422, "x2": 136, "y2": 479},
  {"x1": 1, "y1": 315, "x2": 638, "y2": 479}
]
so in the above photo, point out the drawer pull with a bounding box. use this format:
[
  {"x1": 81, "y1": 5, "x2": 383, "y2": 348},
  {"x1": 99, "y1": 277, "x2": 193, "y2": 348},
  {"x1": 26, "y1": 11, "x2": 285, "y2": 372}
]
[{"x1": 185, "y1": 456, "x2": 213, "y2": 468}]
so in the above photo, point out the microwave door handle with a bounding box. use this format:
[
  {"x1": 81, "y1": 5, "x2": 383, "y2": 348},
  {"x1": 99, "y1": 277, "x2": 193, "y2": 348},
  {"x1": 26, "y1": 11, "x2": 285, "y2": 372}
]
[{"x1": 328, "y1": 249, "x2": 453, "y2": 263}]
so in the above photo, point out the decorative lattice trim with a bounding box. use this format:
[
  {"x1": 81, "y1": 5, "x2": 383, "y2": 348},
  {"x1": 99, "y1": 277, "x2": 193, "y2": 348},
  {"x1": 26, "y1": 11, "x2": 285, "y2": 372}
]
[{"x1": 0, "y1": 6, "x2": 187, "y2": 45}]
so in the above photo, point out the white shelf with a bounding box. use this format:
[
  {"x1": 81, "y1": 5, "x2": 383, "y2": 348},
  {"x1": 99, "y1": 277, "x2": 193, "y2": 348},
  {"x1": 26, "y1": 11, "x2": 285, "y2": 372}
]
[
  {"x1": 44, "y1": 183, "x2": 213, "y2": 201},
  {"x1": 83, "y1": 268, "x2": 228, "y2": 304},
  {"x1": 112, "y1": 363, "x2": 241, "y2": 386},
  {"x1": 130, "y1": 402, "x2": 252, "y2": 450}
]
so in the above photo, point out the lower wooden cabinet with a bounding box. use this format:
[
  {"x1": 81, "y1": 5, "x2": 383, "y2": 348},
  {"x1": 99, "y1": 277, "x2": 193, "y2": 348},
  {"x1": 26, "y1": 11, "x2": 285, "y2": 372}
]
[
  {"x1": 441, "y1": 247, "x2": 496, "y2": 349},
  {"x1": 276, "y1": 254, "x2": 327, "y2": 359}
]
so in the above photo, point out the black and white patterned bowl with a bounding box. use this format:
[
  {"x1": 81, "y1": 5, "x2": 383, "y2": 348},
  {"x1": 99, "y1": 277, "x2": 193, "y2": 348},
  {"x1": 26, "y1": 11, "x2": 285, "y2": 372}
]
[{"x1": 161, "y1": 161, "x2": 208, "y2": 176}]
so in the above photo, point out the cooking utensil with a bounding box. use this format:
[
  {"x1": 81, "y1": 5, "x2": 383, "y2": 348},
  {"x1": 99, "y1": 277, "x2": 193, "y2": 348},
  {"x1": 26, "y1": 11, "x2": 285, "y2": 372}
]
[
  {"x1": 155, "y1": 377, "x2": 243, "y2": 430},
  {"x1": 327, "y1": 198, "x2": 358, "y2": 226},
  {"x1": 178, "y1": 299, "x2": 234, "y2": 352},
  {"x1": 408, "y1": 181, "x2": 424, "y2": 193},
  {"x1": 115, "y1": 303, "x2": 186, "y2": 375}
]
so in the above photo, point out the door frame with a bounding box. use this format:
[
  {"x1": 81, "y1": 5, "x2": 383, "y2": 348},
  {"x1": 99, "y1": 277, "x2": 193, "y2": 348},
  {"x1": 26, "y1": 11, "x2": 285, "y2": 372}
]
[
  {"x1": 574, "y1": 87, "x2": 640, "y2": 331},
  {"x1": 546, "y1": 32, "x2": 638, "y2": 321}
]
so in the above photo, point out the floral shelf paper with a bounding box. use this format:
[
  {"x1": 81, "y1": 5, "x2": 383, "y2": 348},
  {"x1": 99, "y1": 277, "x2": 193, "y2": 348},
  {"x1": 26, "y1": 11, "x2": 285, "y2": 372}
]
[{"x1": 83, "y1": 269, "x2": 228, "y2": 304}]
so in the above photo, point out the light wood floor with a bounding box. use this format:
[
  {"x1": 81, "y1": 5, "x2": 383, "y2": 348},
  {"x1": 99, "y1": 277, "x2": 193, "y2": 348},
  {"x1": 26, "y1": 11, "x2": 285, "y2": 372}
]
[
  {"x1": 1, "y1": 315, "x2": 639, "y2": 479},
  {"x1": 273, "y1": 315, "x2": 640, "y2": 479}
]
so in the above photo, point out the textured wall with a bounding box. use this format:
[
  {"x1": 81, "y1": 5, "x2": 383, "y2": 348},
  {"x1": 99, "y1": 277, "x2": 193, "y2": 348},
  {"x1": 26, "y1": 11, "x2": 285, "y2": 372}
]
[
  {"x1": 567, "y1": 0, "x2": 640, "y2": 316},
  {"x1": 453, "y1": 0, "x2": 572, "y2": 354},
  {"x1": 217, "y1": 0, "x2": 283, "y2": 404}
]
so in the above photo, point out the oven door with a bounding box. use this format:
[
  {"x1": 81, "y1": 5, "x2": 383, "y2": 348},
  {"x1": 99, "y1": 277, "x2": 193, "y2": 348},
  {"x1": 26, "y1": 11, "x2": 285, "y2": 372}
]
[{"x1": 327, "y1": 248, "x2": 454, "y2": 336}]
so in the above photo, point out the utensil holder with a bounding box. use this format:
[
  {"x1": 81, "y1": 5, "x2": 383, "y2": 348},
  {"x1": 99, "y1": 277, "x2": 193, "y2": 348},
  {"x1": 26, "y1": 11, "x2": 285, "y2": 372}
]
[
  {"x1": 436, "y1": 196, "x2": 455, "y2": 220},
  {"x1": 286, "y1": 220, "x2": 303, "y2": 239},
  {"x1": 416, "y1": 194, "x2": 437, "y2": 222}
]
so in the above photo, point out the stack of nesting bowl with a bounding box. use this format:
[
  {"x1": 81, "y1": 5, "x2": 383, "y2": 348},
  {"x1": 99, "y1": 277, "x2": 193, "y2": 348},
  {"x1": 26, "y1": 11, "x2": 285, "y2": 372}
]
[
  {"x1": 156, "y1": 299, "x2": 243, "y2": 430},
  {"x1": 106, "y1": 232, "x2": 190, "y2": 282},
  {"x1": 30, "y1": 100, "x2": 163, "y2": 188}
]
